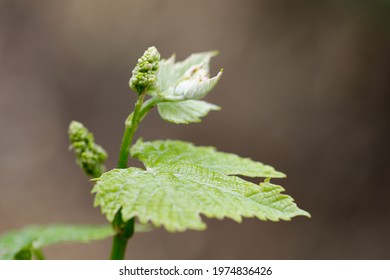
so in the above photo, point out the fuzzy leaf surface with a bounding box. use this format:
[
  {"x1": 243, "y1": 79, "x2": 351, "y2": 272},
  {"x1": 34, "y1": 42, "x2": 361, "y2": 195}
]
[
  {"x1": 151, "y1": 51, "x2": 222, "y2": 101},
  {"x1": 157, "y1": 100, "x2": 220, "y2": 124},
  {"x1": 155, "y1": 51, "x2": 217, "y2": 93},
  {"x1": 0, "y1": 224, "x2": 148, "y2": 260},
  {"x1": 93, "y1": 140, "x2": 309, "y2": 232}
]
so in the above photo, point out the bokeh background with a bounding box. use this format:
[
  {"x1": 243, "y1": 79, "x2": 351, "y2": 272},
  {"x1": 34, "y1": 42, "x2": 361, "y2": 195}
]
[{"x1": 1, "y1": 0, "x2": 389, "y2": 259}]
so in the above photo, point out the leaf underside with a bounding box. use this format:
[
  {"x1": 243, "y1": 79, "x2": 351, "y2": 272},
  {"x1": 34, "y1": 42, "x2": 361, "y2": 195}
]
[
  {"x1": 0, "y1": 224, "x2": 148, "y2": 260},
  {"x1": 158, "y1": 100, "x2": 220, "y2": 124},
  {"x1": 93, "y1": 140, "x2": 310, "y2": 232}
]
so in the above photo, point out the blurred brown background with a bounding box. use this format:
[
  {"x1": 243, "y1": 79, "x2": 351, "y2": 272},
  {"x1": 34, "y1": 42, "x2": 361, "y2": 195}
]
[{"x1": 1, "y1": 0, "x2": 389, "y2": 259}]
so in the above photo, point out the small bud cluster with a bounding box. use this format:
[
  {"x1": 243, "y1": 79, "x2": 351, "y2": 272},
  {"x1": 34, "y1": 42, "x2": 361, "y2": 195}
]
[
  {"x1": 68, "y1": 121, "x2": 107, "y2": 178},
  {"x1": 129, "y1": 46, "x2": 160, "y2": 94}
]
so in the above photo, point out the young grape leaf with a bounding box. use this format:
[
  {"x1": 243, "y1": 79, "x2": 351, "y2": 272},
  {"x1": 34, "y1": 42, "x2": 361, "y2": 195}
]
[
  {"x1": 161, "y1": 70, "x2": 222, "y2": 101},
  {"x1": 92, "y1": 140, "x2": 309, "y2": 232},
  {"x1": 173, "y1": 51, "x2": 217, "y2": 80},
  {"x1": 0, "y1": 224, "x2": 149, "y2": 260},
  {"x1": 157, "y1": 100, "x2": 220, "y2": 124},
  {"x1": 150, "y1": 51, "x2": 222, "y2": 101},
  {"x1": 155, "y1": 51, "x2": 217, "y2": 93}
]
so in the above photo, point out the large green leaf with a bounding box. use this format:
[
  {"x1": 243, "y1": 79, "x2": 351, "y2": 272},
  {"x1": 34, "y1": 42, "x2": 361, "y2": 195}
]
[
  {"x1": 131, "y1": 139, "x2": 286, "y2": 178},
  {"x1": 0, "y1": 224, "x2": 148, "y2": 260},
  {"x1": 157, "y1": 100, "x2": 220, "y2": 124},
  {"x1": 92, "y1": 140, "x2": 309, "y2": 232},
  {"x1": 151, "y1": 51, "x2": 222, "y2": 101}
]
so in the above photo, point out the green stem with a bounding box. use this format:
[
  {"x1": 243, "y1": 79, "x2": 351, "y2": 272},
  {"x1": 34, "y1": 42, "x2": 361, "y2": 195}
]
[
  {"x1": 110, "y1": 94, "x2": 159, "y2": 260},
  {"x1": 110, "y1": 233, "x2": 129, "y2": 260},
  {"x1": 117, "y1": 93, "x2": 145, "y2": 168},
  {"x1": 139, "y1": 96, "x2": 160, "y2": 120},
  {"x1": 110, "y1": 211, "x2": 135, "y2": 260},
  {"x1": 117, "y1": 96, "x2": 160, "y2": 168}
]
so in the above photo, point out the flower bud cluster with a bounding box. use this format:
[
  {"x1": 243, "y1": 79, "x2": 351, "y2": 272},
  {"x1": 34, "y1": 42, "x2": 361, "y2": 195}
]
[
  {"x1": 129, "y1": 46, "x2": 160, "y2": 94},
  {"x1": 68, "y1": 121, "x2": 107, "y2": 177}
]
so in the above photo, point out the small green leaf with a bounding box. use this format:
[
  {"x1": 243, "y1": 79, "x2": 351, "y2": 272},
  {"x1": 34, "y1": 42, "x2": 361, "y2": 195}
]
[
  {"x1": 93, "y1": 140, "x2": 309, "y2": 232},
  {"x1": 131, "y1": 139, "x2": 286, "y2": 178},
  {"x1": 157, "y1": 100, "x2": 220, "y2": 124},
  {"x1": 151, "y1": 51, "x2": 222, "y2": 101},
  {"x1": 0, "y1": 224, "x2": 149, "y2": 260}
]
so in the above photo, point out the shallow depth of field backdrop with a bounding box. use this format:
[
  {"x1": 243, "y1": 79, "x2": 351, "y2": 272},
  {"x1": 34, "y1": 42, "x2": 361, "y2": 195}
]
[{"x1": 1, "y1": 1, "x2": 389, "y2": 259}]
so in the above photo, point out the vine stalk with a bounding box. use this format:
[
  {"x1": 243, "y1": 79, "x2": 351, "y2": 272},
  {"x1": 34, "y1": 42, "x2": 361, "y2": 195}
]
[{"x1": 110, "y1": 93, "x2": 159, "y2": 260}]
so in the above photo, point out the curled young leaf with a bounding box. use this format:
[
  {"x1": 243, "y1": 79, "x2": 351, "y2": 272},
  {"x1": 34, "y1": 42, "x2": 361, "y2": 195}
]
[
  {"x1": 150, "y1": 51, "x2": 223, "y2": 101},
  {"x1": 162, "y1": 67, "x2": 223, "y2": 101}
]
